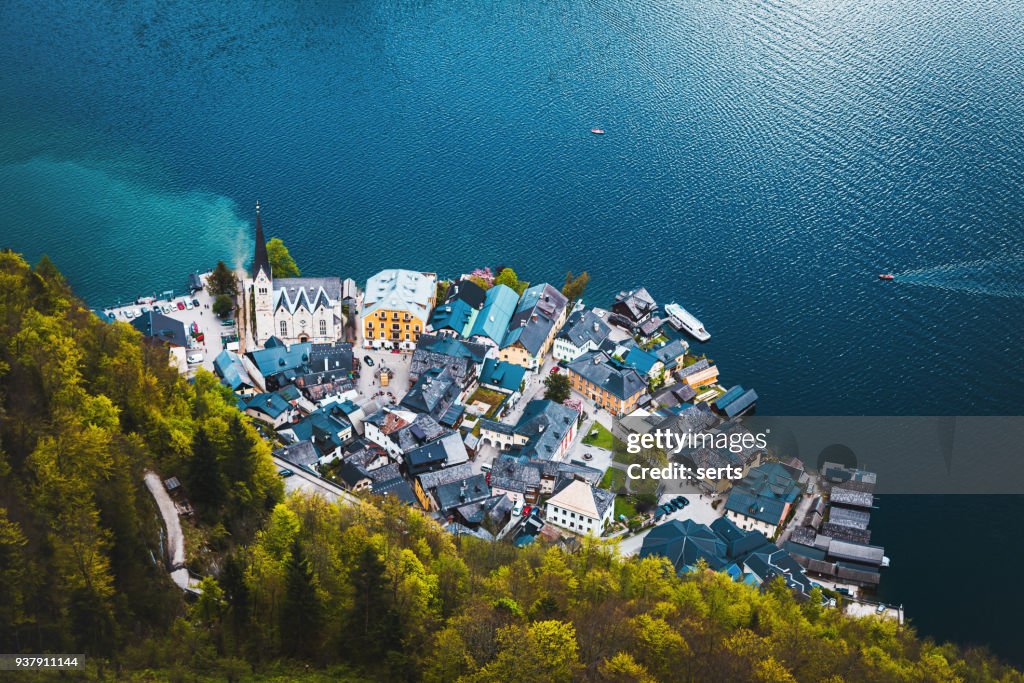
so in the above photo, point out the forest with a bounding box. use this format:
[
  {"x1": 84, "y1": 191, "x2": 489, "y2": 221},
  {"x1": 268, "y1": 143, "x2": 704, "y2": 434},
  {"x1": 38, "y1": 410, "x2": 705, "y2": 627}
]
[{"x1": 0, "y1": 250, "x2": 1020, "y2": 682}]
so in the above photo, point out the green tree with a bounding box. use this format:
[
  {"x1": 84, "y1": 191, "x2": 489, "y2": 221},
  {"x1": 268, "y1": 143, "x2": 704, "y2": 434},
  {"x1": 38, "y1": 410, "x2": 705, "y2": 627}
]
[
  {"x1": 562, "y1": 270, "x2": 590, "y2": 302},
  {"x1": 436, "y1": 280, "x2": 450, "y2": 303},
  {"x1": 543, "y1": 372, "x2": 571, "y2": 403},
  {"x1": 266, "y1": 238, "x2": 301, "y2": 278},
  {"x1": 188, "y1": 427, "x2": 225, "y2": 519},
  {"x1": 213, "y1": 293, "x2": 234, "y2": 318},
  {"x1": 207, "y1": 260, "x2": 238, "y2": 297},
  {"x1": 345, "y1": 544, "x2": 400, "y2": 664},
  {"x1": 494, "y1": 268, "x2": 527, "y2": 295},
  {"x1": 280, "y1": 541, "x2": 322, "y2": 659}
]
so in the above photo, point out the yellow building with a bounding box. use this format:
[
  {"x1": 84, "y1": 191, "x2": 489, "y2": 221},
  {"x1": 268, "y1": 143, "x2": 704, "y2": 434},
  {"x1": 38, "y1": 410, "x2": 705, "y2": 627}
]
[
  {"x1": 362, "y1": 269, "x2": 437, "y2": 350},
  {"x1": 566, "y1": 351, "x2": 648, "y2": 416}
]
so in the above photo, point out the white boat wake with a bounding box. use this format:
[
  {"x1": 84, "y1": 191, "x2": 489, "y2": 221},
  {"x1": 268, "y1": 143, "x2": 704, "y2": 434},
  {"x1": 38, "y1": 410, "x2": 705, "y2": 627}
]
[{"x1": 892, "y1": 256, "x2": 1024, "y2": 298}]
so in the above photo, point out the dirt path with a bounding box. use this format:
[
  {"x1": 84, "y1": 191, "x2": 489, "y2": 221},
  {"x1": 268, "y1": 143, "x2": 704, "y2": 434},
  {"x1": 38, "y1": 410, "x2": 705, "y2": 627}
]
[{"x1": 144, "y1": 471, "x2": 200, "y2": 593}]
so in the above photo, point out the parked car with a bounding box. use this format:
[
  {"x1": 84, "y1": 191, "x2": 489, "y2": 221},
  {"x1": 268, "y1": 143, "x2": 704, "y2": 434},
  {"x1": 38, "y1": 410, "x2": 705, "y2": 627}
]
[
  {"x1": 549, "y1": 366, "x2": 559, "y2": 374},
  {"x1": 278, "y1": 468, "x2": 294, "y2": 478},
  {"x1": 192, "y1": 298, "x2": 201, "y2": 307},
  {"x1": 828, "y1": 598, "x2": 837, "y2": 608},
  {"x1": 522, "y1": 505, "x2": 532, "y2": 518},
  {"x1": 185, "y1": 300, "x2": 194, "y2": 310},
  {"x1": 363, "y1": 355, "x2": 375, "y2": 367},
  {"x1": 176, "y1": 301, "x2": 186, "y2": 310},
  {"x1": 875, "y1": 603, "x2": 887, "y2": 614},
  {"x1": 186, "y1": 353, "x2": 204, "y2": 364},
  {"x1": 671, "y1": 495, "x2": 689, "y2": 509},
  {"x1": 512, "y1": 500, "x2": 524, "y2": 517}
]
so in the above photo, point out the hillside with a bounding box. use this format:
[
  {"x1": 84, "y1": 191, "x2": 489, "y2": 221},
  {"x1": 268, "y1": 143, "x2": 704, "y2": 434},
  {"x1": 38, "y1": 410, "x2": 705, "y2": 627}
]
[{"x1": 0, "y1": 250, "x2": 1019, "y2": 682}]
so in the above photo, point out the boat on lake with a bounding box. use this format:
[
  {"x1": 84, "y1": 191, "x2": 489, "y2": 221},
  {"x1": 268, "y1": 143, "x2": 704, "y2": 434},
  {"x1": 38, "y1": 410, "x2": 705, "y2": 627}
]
[{"x1": 664, "y1": 302, "x2": 710, "y2": 341}]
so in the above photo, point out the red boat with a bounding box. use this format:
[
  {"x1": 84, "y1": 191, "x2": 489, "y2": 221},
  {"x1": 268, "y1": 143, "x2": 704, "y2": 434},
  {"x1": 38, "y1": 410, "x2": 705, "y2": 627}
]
[
  {"x1": 878, "y1": 274, "x2": 894, "y2": 281},
  {"x1": 590, "y1": 128, "x2": 605, "y2": 134}
]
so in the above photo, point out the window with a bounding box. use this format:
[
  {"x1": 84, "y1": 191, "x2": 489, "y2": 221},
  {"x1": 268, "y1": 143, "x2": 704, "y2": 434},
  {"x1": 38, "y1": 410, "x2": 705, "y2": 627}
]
[
  {"x1": 319, "y1": 320, "x2": 327, "y2": 336},
  {"x1": 279, "y1": 320, "x2": 287, "y2": 337}
]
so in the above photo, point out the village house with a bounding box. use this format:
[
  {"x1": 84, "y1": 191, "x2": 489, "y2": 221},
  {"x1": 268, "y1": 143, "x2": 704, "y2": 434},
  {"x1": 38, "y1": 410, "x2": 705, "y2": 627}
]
[
  {"x1": 467, "y1": 284, "x2": 519, "y2": 348},
  {"x1": 478, "y1": 358, "x2": 527, "y2": 396},
  {"x1": 244, "y1": 204, "x2": 346, "y2": 346},
  {"x1": 434, "y1": 474, "x2": 491, "y2": 513},
  {"x1": 400, "y1": 366, "x2": 464, "y2": 426},
  {"x1": 488, "y1": 458, "x2": 543, "y2": 505},
  {"x1": 361, "y1": 268, "x2": 437, "y2": 350},
  {"x1": 273, "y1": 440, "x2": 321, "y2": 474},
  {"x1": 336, "y1": 461, "x2": 373, "y2": 492},
  {"x1": 724, "y1": 462, "x2": 803, "y2": 536},
  {"x1": 404, "y1": 432, "x2": 470, "y2": 475},
  {"x1": 131, "y1": 310, "x2": 190, "y2": 348},
  {"x1": 611, "y1": 287, "x2": 657, "y2": 331},
  {"x1": 213, "y1": 349, "x2": 257, "y2": 395},
  {"x1": 544, "y1": 478, "x2": 615, "y2": 536},
  {"x1": 477, "y1": 399, "x2": 579, "y2": 460},
  {"x1": 553, "y1": 305, "x2": 612, "y2": 362},
  {"x1": 498, "y1": 283, "x2": 569, "y2": 370},
  {"x1": 651, "y1": 338, "x2": 689, "y2": 376},
  {"x1": 276, "y1": 405, "x2": 353, "y2": 463},
  {"x1": 240, "y1": 392, "x2": 296, "y2": 428},
  {"x1": 408, "y1": 334, "x2": 488, "y2": 388},
  {"x1": 565, "y1": 350, "x2": 648, "y2": 416},
  {"x1": 641, "y1": 517, "x2": 814, "y2": 595},
  {"x1": 427, "y1": 279, "x2": 487, "y2": 337},
  {"x1": 246, "y1": 338, "x2": 313, "y2": 390},
  {"x1": 413, "y1": 462, "x2": 475, "y2": 510}
]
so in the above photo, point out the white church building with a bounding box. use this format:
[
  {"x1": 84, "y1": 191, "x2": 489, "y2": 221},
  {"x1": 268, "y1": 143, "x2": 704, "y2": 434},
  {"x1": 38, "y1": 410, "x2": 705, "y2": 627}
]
[{"x1": 243, "y1": 202, "x2": 346, "y2": 346}]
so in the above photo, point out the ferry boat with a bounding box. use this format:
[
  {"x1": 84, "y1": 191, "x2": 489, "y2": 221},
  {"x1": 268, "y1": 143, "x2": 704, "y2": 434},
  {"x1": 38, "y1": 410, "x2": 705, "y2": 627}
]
[
  {"x1": 590, "y1": 128, "x2": 605, "y2": 134},
  {"x1": 878, "y1": 273, "x2": 894, "y2": 281},
  {"x1": 664, "y1": 303, "x2": 710, "y2": 342}
]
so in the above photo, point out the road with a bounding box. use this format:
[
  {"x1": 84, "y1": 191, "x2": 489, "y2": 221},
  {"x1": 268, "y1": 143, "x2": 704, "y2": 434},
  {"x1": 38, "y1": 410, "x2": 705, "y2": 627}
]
[
  {"x1": 274, "y1": 456, "x2": 360, "y2": 506},
  {"x1": 143, "y1": 471, "x2": 200, "y2": 593}
]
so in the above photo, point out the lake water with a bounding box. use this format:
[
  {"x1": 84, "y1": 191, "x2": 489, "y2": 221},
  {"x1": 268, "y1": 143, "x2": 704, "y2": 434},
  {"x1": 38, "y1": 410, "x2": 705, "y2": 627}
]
[{"x1": 2, "y1": 0, "x2": 1023, "y2": 664}]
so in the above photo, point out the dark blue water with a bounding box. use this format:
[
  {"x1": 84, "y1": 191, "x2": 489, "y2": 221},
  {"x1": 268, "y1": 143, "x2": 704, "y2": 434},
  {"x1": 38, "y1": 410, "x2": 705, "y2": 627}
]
[{"x1": 3, "y1": 0, "x2": 1023, "y2": 663}]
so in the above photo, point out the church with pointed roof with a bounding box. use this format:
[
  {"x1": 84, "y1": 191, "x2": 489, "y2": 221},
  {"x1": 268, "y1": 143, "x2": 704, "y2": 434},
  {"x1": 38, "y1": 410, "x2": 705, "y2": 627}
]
[{"x1": 244, "y1": 202, "x2": 348, "y2": 346}]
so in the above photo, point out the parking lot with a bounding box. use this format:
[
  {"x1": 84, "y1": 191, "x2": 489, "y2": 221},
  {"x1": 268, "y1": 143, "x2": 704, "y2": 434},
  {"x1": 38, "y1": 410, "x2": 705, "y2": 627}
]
[{"x1": 100, "y1": 272, "x2": 236, "y2": 376}]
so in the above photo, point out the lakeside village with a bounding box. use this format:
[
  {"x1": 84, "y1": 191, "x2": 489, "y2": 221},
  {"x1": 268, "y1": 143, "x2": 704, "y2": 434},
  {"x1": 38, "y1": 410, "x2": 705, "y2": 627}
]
[{"x1": 99, "y1": 205, "x2": 899, "y2": 622}]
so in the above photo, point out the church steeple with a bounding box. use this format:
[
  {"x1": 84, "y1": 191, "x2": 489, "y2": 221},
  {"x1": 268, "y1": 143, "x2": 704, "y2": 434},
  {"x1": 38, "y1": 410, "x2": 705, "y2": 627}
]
[{"x1": 252, "y1": 200, "x2": 271, "y2": 278}]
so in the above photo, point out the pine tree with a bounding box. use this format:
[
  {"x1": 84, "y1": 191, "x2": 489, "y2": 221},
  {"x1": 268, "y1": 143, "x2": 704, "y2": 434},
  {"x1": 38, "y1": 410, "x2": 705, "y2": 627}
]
[
  {"x1": 345, "y1": 544, "x2": 400, "y2": 664},
  {"x1": 280, "y1": 541, "x2": 322, "y2": 659},
  {"x1": 188, "y1": 427, "x2": 225, "y2": 518}
]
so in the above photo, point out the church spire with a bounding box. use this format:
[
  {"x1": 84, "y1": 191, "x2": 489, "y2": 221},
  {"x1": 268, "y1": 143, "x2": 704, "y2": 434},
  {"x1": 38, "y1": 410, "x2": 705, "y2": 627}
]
[{"x1": 252, "y1": 199, "x2": 271, "y2": 278}]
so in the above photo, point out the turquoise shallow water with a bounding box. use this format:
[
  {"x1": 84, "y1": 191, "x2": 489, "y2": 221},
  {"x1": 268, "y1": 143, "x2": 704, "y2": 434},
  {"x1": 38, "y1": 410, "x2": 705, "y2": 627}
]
[{"x1": 2, "y1": 0, "x2": 1024, "y2": 662}]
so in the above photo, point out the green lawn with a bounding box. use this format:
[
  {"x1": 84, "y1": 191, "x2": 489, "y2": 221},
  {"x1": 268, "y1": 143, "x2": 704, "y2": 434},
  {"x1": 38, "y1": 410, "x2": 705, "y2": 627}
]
[
  {"x1": 600, "y1": 467, "x2": 626, "y2": 492},
  {"x1": 614, "y1": 496, "x2": 637, "y2": 519},
  {"x1": 583, "y1": 422, "x2": 619, "y2": 450},
  {"x1": 468, "y1": 387, "x2": 507, "y2": 419}
]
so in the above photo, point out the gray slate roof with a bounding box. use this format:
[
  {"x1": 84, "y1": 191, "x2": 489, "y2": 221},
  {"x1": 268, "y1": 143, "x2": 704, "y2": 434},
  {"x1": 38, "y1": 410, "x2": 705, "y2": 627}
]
[
  {"x1": 567, "y1": 351, "x2": 646, "y2": 401},
  {"x1": 558, "y1": 307, "x2": 612, "y2": 349}
]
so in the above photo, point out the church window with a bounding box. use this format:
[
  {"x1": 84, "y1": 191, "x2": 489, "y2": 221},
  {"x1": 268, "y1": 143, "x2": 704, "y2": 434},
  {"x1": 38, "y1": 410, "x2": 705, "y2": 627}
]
[
  {"x1": 280, "y1": 320, "x2": 288, "y2": 337},
  {"x1": 319, "y1": 320, "x2": 327, "y2": 336}
]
